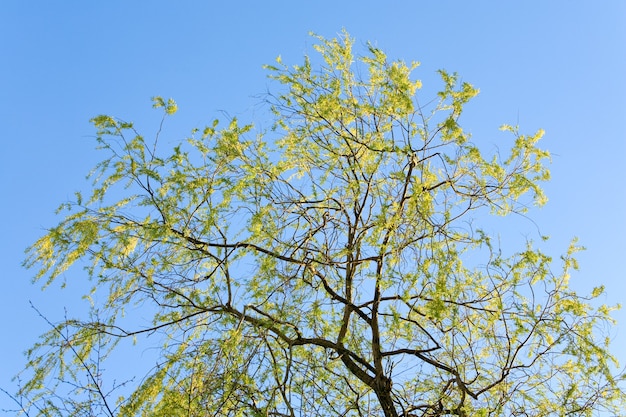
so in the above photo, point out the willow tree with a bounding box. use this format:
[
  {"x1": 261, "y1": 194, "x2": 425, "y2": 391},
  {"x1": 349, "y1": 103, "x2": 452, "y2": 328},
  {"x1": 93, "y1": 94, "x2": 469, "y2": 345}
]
[{"x1": 15, "y1": 32, "x2": 624, "y2": 417}]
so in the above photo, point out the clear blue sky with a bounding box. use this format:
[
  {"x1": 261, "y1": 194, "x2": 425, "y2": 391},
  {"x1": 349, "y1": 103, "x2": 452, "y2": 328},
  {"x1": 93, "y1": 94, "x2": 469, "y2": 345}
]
[{"x1": 1, "y1": 1, "x2": 625, "y2": 412}]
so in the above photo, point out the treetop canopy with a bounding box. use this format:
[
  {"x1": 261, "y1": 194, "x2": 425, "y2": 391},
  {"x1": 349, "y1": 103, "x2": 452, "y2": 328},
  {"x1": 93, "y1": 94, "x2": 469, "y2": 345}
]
[{"x1": 13, "y1": 31, "x2": 624, "y2": 417}]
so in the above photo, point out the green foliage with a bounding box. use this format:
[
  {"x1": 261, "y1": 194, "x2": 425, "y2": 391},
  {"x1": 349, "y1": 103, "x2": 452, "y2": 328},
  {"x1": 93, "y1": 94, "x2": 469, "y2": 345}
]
[{"x1": 13, "y1": 31, "x2": 625, "y2": 417}]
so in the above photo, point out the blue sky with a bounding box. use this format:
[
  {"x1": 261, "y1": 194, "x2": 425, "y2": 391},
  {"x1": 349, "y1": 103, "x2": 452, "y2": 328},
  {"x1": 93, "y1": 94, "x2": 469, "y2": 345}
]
[{"x1": 1, "y1": 1, "x2": 625, "y2": 412}]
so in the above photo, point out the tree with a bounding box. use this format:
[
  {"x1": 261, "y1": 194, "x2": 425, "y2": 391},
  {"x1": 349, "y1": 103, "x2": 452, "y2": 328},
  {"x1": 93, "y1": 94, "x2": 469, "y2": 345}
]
[{"x1": 13, "y1": 31, "x2": 625, "y2": 417}]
